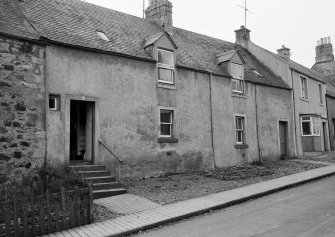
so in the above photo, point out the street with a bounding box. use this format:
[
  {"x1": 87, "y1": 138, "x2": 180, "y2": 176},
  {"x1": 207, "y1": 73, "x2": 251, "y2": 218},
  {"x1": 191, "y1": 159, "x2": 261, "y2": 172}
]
[{"x1": 135, "y1": 175, "x2": 335, "y2": 237}]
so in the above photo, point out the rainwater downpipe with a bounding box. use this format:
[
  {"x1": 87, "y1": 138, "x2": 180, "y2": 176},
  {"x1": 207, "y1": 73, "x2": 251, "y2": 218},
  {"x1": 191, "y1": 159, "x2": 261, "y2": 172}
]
[
  {"x1": 209, "y1": 73, "x2": 216, "y2": 168},
  {"x1": 254, "y1": 84, "x2": 262, "y2": 163},
  {"x1": 43, "y1": 39, "x2": 49, "y2": 180},
  {"x1": 291, "y1": 69, "x2": 299, "y2": 157}
]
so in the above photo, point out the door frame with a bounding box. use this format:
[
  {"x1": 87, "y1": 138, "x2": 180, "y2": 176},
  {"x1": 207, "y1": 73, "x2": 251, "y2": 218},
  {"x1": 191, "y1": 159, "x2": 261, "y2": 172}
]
[
  {"x1": 322, "y1": 121, "x2": 328, "y2": 151},
  {"x1": 278, "y1": 120, "x2": 289, "y2": 158},
  {"x1": 65, "y1": 94, "x2": 99, "y2": 164}
]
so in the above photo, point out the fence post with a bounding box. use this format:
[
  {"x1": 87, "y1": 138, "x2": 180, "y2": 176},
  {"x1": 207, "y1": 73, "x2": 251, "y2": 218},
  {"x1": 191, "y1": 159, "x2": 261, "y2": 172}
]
[
  {"x1": 46, "y1": 189, "x2": 52, "y2": 234},
  {"x1": 5, "y1": 201, "x2": 10, "y2": 237},
  {"x1": 13, "y1": 188, "x2": 19, "y2": 237},
  {"x1": 31, "y1": 190, "x2": 36, "y2": 237},
  {"x1": 61, "y1": 186, "x2": 66, "y2": 230},
  {"x1": 89, "y1": 182, "x2": 93, "y2": 223},
  {"x1": 23, "y1": 201, "x2": 28, "y2": 237}
]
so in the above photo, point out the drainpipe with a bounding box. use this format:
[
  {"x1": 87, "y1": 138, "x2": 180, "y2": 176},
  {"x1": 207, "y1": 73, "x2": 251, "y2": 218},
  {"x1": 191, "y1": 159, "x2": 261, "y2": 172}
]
[
  {"x1": 254, "y1": 84, "x2": 262, "y2": 163},
  {"x1": 43, "y1": 38, "x2": 48, "y2": 185},
  {"x1": 209, "y1": 73, "x2": 216, "y2": 168},
  {"x1": 291, "y1": 69, "x2": 299, "y2": 157}
]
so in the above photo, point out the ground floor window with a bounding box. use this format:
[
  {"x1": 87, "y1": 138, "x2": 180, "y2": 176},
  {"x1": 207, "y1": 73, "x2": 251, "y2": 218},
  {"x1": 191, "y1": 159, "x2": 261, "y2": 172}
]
[
  {"x1": 160, "y1": 109, "x2": 173, "y2": 137},
  {"x1": 235, "y1": 116, "x2": 245, "y2": 144},
  {"x1": 301, "y1": 116, "x2": 321, "y2": 136}
]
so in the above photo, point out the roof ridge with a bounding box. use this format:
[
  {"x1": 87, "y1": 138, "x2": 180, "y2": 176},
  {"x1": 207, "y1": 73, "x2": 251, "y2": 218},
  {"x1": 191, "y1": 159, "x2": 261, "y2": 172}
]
[{"x1": 173, "y1": 27, "x2": 234, "y2": 46}]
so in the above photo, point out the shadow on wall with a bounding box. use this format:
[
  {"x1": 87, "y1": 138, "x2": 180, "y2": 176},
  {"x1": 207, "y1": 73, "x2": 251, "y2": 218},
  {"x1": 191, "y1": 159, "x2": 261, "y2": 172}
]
[{"x1": 118, "y1": 150, "x2": 211, "y2": 179}]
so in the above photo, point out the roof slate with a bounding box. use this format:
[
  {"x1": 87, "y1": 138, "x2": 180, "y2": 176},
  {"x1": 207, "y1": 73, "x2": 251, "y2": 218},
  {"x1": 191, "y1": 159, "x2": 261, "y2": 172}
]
[{"x1": 2, "y1": 0, "x2": 290, "y2": 89}]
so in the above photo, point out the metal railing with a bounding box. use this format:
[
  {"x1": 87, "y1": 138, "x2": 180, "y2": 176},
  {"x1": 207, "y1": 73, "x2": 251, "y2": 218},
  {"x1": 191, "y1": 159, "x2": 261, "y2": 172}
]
[{"x1": 98, "y1": 140, "x2": 123, "y2": 182}]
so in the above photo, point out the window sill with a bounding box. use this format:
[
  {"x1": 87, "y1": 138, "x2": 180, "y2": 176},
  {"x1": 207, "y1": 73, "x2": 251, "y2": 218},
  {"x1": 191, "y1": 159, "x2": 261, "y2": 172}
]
[
  {"x1": 158, "y1": 137, "x2": 179, "y2": 143},
  {"x1": 157, "y1": 83, "x2": 176, "y2": 90},
  {"x1": 300, "y1": 98, "x2": 309, "y2": 102},
  {"x1": 232, "y1": 92, "x2": 247, "y2": 99},
  {"x1": 234, "y1": 144, "x2": 249, "y2": 149}
]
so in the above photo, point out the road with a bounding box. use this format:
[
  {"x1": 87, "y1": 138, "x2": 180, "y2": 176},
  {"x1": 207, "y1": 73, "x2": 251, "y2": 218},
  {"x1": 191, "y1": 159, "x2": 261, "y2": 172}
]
[{"x1": 134, "y1": 175, "x2": 335, "y2": 237}]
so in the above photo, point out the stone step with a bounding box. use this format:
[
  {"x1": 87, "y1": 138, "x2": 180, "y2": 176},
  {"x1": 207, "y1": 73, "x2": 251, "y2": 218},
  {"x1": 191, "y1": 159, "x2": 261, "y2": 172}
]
[
  {"x1": 69, "y1": 165, "x2": 107, "y2": 171},
  {"x1": 77, "y1": 170, "x2": 111, "y2": 178},
  {"x1": 93, "y1": 188, "x2": 127, "y2": 199},
  {"x1": 85, "y1": 176, "x2": 116, "y2": 184},
  {"x1": 93, "y1": 182, "x2": 123, "y2": 191}
]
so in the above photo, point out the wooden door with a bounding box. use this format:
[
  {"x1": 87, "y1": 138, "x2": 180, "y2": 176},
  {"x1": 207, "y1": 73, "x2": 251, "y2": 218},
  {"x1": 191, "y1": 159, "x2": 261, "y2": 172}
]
[{"x1": 279, "y1": 122, "x2": 288, "y2": 157}]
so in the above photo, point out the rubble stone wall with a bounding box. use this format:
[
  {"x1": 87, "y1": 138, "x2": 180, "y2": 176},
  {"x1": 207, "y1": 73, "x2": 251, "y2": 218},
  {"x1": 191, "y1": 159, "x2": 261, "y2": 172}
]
[{"x1": 0, "y1": 35, "x2": 46, "y2": 185}]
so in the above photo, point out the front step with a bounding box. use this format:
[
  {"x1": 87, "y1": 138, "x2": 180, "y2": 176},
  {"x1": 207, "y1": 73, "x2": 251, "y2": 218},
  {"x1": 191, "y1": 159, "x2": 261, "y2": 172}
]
[{"x1": 70, "y1": 164, "x2": 127, "y2": 199}]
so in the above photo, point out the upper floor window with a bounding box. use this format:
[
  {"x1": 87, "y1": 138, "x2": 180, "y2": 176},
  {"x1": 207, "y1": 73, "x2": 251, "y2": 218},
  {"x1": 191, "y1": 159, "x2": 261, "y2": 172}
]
[
  {"x1": 300, "y1": 76, "x2": 308, "y2": 100},
  {"x1": 231, "y1": 63, "x2": 244, "y2": 93},
  {"x1": 158, "y1": 49, "x2": 174, "y2": 84},
  {"x1": 319, "y1": 83, "x2": 325, "y2": 105}
]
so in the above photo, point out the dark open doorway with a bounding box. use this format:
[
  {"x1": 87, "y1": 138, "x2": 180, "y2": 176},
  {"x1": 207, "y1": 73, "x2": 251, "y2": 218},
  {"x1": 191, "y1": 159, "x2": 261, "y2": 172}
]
[
  {"x1": 279, "y1": 121, "x2": 288, "y2": 158},
  {"x1": 323, "y1": 122, "x2": 327, "y2": 151},
  {"x1": 70, "y1": 100, "x2": 94, "y2": 161}
]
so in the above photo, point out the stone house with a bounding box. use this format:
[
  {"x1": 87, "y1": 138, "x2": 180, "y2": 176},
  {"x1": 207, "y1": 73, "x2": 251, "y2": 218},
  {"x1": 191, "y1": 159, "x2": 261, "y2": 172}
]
[
  {"x1": 235, "y1": 26, "x2": 329, "y2": 157},
  {"x1": 312, "y1": 37, "x2": 335, "y2": 150},
  {"x1": 1, "y1": 0, "x2": 295, "y2": 182}
]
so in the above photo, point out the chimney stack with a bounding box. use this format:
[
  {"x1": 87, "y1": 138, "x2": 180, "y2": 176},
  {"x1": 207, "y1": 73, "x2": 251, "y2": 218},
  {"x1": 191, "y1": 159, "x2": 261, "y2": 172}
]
[
  {"x1": 145, "y1": 0, "x2": 173, "y2": 36},
  {"x1": 277, "y1": 45, "x2": 291, "y2": 59},
  {"x1": 315, "y1": 37, "x2": 334, "y2": 64},
  {"x1": 235, "y1": 25, "x2": 250, "y2": 48}
]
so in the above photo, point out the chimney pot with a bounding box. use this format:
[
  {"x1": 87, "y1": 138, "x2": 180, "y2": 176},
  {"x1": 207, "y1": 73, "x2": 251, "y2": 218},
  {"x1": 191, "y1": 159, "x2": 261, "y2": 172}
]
[
  {"x1": 315, "y1": 36, "x2": 334, "y2": 63},
  {"x1": 277, "y1": 45, "x2": 291, "y2": 59},
  {"x1": 145, "y1": 0, "x2": 173, "y2": 35},
  {"x1": 235, "y1": 26, "x2": 250, "y2": 48}
]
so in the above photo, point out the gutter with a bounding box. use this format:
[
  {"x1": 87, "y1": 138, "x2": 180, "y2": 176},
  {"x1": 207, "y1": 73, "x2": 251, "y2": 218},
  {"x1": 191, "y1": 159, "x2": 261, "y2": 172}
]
[
  {"x1": 209, "y1": 73, "x2": 216, "y2": 168},
  {"x1": 291, "y1": 69, "x2": 299, "y2": 157},
  {"x1": 254, "y1": 84, "x2": 262, "y2": 163}
]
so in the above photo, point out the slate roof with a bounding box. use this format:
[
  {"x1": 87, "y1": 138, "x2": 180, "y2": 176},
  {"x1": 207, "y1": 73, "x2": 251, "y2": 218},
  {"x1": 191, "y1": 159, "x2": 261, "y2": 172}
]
[
  {"x1": 1, "y1": 0, "x2": 290, "y2": 89},
  {"x1": 237, "y1": 46, "x2": 290, "y2": 89},
  {"x1": 0, "y1": 0, "x2": 39, "y2": 39}
]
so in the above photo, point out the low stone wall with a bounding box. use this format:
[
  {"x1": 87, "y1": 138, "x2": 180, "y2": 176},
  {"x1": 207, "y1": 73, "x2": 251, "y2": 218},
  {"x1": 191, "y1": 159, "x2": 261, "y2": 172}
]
[{"x1": 0, "y1": 35, "x2": 46, "y2": 185}]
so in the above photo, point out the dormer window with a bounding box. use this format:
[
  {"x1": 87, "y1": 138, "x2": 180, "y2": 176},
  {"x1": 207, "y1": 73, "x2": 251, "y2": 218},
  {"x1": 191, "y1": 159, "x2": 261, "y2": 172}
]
[
  {"x1": 158, "y1": 48, "x2": 174, "y2": 84},
  {"x1": 231, "y1": 63, "x2": 244, "y2": 93}
]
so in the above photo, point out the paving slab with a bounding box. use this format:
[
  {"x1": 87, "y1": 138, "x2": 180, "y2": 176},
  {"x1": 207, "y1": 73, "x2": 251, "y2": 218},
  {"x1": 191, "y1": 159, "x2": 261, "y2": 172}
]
[
  {"x1": 46, "y1": 165, "x2": 335, "y2": 237},
  {"x1": 94, "y1": 194, "x2": 162, "y2": 214}
]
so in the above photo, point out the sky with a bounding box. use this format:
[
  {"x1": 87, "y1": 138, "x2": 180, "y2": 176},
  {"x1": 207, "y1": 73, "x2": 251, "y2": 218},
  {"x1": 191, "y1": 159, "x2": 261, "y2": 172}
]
[{"x1": 84, "y1": 0, "x2": 335, "y2": 68}]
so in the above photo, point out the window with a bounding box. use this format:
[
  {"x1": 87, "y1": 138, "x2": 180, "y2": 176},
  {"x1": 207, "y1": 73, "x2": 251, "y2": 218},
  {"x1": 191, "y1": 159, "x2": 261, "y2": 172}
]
[
  {"x1": 158, "y1": 49, "x2": 174, "y2": 84},
  {"x1": 96, "y1": 31, "x2": 110, "y2": 42},
  {"x1": 235, "y1": 116, "x2": 245, "y2": 144},
  {"x1": 252, "y1": 69, "x2": 263, "y2": 77},
  {"x1": 319, "y1": 83, "x2": 324, "y2": 105},
  {"x1": 300, "y1": 76, "x2": 308, "y2": 100},
  {"x1": 160, "y1": 110, "x2": 173, "y2": 137},
  {"x1": 301, "y1": 116, "x2": 321, "y2": 136},
  {"x1": 231, "y1": 63, "x2": 244, "y2": 93},
  {"x1": 49, "y1": 95, "x2": 60, "y2": 111}
]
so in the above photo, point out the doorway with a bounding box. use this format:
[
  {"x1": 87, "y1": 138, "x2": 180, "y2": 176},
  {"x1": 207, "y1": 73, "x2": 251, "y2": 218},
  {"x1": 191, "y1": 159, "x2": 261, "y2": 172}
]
[
  {"x1": 323, "y1": 122, "x2": 327, "y2": 151},
  {"x1": 279, "y1": 121, "x2": 288, "y2": 158},
  {"x1": 70, "y1": 100, "x2": 94, "y2": 161}
]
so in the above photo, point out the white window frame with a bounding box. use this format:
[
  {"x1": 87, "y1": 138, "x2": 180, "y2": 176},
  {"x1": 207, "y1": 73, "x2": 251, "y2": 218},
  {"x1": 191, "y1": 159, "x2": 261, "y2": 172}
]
[
  {"x1": 231, "y1": 63, "x2": 244, "y2": 93},
  {"x1": 300, "y1": 75, "x2": 308, "y2": 100},
  {"x1": 235, "y1": 115, "x2": 246, "y2": 144},
  {"x1": 49, "y1": 95, "x2": 60, "y2": 111},
  {"x1": 157, "y1": 48, "x2": 174, "y2": 84},
  {"x1": 158, "y1": 108, "x2": 174, "y2": 138},
  {"x1": 301, "y1": 116, "x2": 321, "y2": 137},
  {"x1": 318, "y1": 83, "x2": 325, "y2": 105}
]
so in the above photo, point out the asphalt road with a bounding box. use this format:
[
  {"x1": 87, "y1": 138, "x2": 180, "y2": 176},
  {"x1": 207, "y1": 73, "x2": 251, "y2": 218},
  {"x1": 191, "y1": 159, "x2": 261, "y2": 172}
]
[{"x1": 134, "y1": 175, "x2": 335, "y2": 237}]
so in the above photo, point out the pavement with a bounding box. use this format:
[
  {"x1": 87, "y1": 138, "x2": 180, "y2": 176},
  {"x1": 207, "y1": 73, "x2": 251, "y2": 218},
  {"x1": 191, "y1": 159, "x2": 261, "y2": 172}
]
[{"x1": 45, "y1": 160, "x2": 335, "y2": 237}]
